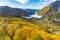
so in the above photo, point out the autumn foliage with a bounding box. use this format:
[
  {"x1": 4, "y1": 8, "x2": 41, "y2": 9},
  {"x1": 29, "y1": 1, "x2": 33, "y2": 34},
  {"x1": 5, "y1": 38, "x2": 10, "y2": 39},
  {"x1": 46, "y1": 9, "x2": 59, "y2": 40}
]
[{"x1": 0, "y1": 17, "x2": 59, "y2": 40}]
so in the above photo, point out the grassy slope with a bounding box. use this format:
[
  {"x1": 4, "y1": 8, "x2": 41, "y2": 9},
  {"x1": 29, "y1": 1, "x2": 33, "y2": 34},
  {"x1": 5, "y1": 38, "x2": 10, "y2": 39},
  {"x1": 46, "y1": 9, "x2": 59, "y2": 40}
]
[
  {"x1": 0, "y1": 17, "x2": 59, "y2": 40},
  {"x1": 38, "y1": 5, "x2": 50, "y2": 15},
  {"x1": 33, "y1": 4, "x2": 60, "y2": 36}
]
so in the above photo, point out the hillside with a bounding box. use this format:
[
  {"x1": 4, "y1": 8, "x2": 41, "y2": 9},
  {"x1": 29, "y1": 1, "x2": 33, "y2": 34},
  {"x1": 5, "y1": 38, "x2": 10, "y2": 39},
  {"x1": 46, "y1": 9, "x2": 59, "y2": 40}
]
[
  {"x1": 28, "y1": 1, "x2": 60, "y2": 36},
  {"x1": 0, "y1": 6, "x2": 38, "y2": 17},
  {"x1": 38, "y1": 1, "x2": 60, "y2": 21},
  {"x1": 38, "y1": 1, "x2": 60, "y2": 15},
  {"x1": 0, "y1": 17, "x2": 59, "y2": 40},
  {"x1": 0, "y1": 6, "x2": 29, "y2": 17},
  {"x1": 38, "y1": 5, "x2": 51, "y2": 15}
]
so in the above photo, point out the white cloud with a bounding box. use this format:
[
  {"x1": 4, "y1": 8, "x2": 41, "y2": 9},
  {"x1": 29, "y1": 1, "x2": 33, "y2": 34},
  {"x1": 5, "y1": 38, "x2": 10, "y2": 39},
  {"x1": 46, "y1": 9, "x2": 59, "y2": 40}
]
[
  {"x1": 16, "y1": 0, "x2": 29, "y2": 4},
  {"x1": 0, "y1": 2, "x2": 6, "y2": 6},
  {"x1": 38, "y1": 0, "x2": 56, "y2": 9},
  {"x1": 30, "y1": 15, "x2": 43, "y2": 18},
  {"x1": 24, "y1": 12, "x2": 43, "y2": 19},
  {"x1": 30, "y1": 12, "x2": 43, "y2": 19},
  {"x1": 0, "y1": 2, "x2": 3, "y2": 6},
  {"x1": 17, "y1": 6, "x2": 23, "y2": 8},
  {"x1": 49, "y1": 0, "x2": 56, "y2": 2}
]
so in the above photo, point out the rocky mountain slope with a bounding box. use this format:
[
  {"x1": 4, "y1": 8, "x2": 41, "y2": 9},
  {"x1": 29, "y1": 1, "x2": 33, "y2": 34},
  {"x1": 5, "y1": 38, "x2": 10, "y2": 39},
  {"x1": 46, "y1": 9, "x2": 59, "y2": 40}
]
[{"x1": 37, "y1": 1, "x2": 60, "y2": 26}]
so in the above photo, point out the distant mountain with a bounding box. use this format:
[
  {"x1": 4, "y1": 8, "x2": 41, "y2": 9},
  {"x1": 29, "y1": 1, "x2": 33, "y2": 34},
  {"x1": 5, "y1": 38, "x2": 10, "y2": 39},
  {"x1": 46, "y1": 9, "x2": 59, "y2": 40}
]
[
  {"x1": 25, "y1": 9, "x2": 39, "y2": 15},
  {"x1": 0, "y1": 6, "x2": 39, "y2": 17}
]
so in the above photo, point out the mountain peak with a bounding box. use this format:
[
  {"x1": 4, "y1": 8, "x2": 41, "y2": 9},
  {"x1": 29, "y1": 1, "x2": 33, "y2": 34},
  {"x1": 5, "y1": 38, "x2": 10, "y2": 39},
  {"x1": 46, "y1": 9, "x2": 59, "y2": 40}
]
[
  {"x1": 0, "y1": 6, "x2": 11, "y2": 10},
  {"x1": 0, "y1": 6, "x2": 10, "y2": 8}
]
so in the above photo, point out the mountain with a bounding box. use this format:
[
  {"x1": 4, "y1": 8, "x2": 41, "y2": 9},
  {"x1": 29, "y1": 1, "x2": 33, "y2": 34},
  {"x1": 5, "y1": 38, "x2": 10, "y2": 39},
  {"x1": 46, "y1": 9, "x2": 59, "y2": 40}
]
[
  {"x1": 37, "y1": 1, "x2": 60, "y2": 26},
  {"x1": 0, "y1": 6, "x2": 28, "y2": 17},
  {"x1": 0, "y1": 6, "x2": 39, "y2": 17},
  {"x1": 38, "y1": 1, "x2": 60, "y2": 14},
  {"x1": 49, "y1": 1, "x2": 60, "y2": 12},
  {"x1": 27, "y1": 1, "x2": 60, "y2": 35},
  {"x1": 0, "y1": 4, "x2": 59, "y2": 40},
  {"x1": 25, "y1": 9, "x2": 39, "y2": 15},
  {"x1": 47, "y1": 1, "x2": 60, "y2": 26}
]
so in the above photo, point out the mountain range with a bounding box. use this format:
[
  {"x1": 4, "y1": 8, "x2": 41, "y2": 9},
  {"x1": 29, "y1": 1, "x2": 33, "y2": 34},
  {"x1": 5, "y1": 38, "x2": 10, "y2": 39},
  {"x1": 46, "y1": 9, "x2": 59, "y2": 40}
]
[{"x1": 0, "y1": 6, "x2": 39, "y2": 17}]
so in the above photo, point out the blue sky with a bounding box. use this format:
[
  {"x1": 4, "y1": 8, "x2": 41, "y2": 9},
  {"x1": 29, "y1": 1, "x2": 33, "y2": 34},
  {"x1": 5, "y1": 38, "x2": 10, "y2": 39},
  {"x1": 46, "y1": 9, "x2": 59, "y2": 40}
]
[{"x1": 0, "y1": 0, "x2": 57, "y2": 9}]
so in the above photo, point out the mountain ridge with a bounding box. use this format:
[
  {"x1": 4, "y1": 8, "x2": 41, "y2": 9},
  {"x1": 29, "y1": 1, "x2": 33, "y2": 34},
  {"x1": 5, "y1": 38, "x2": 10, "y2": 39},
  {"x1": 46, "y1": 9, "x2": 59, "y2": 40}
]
[{"x1": 0, "y1": 6, "x2": 39, "y2": 18}]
